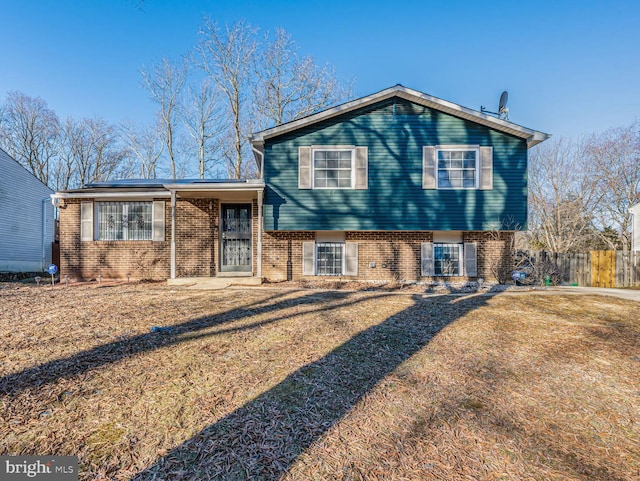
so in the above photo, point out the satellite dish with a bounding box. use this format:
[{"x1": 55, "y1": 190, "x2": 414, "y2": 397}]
[
  {"x1": 481, "y1": 90, "x2": 509, "y2": 120},
  {"x1": 498, "y1": 91, "x2": 509, "y2": 120}
]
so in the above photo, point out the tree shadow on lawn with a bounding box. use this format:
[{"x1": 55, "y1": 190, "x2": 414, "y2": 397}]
[
  {"x1": 0, "y1": 290, "x2": 361, "y2": 396},
  {"x1": 133, "y1": 292, "x2": 495, "y2": 481}
]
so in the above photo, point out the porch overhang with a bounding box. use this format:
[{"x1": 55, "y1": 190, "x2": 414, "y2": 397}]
[
  {"x1": 161, "y1": 181, "x2": 265, "y2": 281},
  {"x1": 52, "y1": 179, "x2": 265, "y2": 282},
  {"x1": 162, "y1": 179, "x2": 265, "y2": 197}
]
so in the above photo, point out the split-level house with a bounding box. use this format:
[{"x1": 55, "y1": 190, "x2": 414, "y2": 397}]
[{"x1": 52, "y1": 85, "x2": 549, "y2": 283}]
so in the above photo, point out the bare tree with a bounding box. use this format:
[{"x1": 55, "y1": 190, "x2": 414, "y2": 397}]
[
  {"x1": 51, "y1": 118, "x2": 77, "y2": 191},
  {"x1": 140, "y1": 57, "x2": 187, "y2": 180},
  {"x1": 60, "y1": 116, "x2": 128, "y2": 188},
  {"x1": 0, "y1": 91, "x2": 60, "y2": 186},
  {"x1": 120, "y1": 119, "x2": 165, "y2": 179},
  {"x1": 195, "y1": 19, "x2": 258, "y2": 179},
  {"x1": 180, "y1": 77, "x2": 223, "y2": 179},
  {"x1": 253, "y1": 28, "x2": 352, "y2": 131},
  {"x1": 528, "y1": 138, "x2": 602, "y2": 252},
  {"x1": 586, "y1": 122, "x2": 640, "y2": 251}
]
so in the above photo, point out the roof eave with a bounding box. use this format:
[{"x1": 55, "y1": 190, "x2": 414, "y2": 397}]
[
  {"x1": 52, "y1": 180, "x2": 265, "y2": 199},
  {"x1": 526, "y1": 132, "x2": 552, "y2": 149},
  {"x1": 52, "y1": 190, "x2": 171, "y2": 199},
  {"x1": 250, "y1": 85, "x2": 550, "y2": 149},
  {"x1": 162, "y1": 181, "x2": 265, "y2": 192}
]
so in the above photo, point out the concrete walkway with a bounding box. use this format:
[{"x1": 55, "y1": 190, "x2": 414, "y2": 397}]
[{"x1": 546, "y1": 286, "x2": 640, "y2": 302}]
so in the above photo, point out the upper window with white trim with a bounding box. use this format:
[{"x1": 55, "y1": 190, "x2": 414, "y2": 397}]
[
  {"x1": 96, "y1": 201, "x2": 153, "y2": 240},
  {"x1": 437, "y1": 148, "x2": 478, "y2": 189},
  {"x1": 422, "y1": 145, "x2": 493, "y2": 190},
  {"x1": 313, "y1": 149, "x2": 353, "y2": 189},
  {"x1": 298, "y1": 146, "x2": 368, "y2": 190}
]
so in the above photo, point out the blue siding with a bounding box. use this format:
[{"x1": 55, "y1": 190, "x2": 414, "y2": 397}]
[{"x1": 263, "y1": 98, "x2": 528, "y2": 231}]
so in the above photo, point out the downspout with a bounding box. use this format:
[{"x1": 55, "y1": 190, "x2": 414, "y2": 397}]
[
  {"x1": 41, "y1": 198, "x2": 48, "y2": 271},
  {"x1": 257, "y1": 189, "x2": 263, "y2": 279},
  {"x1": 170, "y1": 190, "x2": 176, "y2": 279},
  {"x1": 250, "y1": 142, "x2": 265, "y2": 180},
  {"x1": 251, "y1": 141, "x2": 265, "y2": 279}
]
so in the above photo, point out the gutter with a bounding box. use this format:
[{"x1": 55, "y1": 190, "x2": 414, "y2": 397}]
[
  {"x1": 171, "y1": 191, "x2": 176, "y2": 279},
  {"x1": 41, "y1": 198, "x2": 49, "y2": 271},
  {"x1": 162, "y1": 181, "x2": 265, "y2": 192},
  {"x1": 51, "y1": 191, "x2": 171, "y2": 200},
  {"x1": 250, "y1": 141, "x2": 265, "y2": 180}
]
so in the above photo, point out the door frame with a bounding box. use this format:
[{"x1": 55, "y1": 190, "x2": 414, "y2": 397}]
[{"x1": 219, "y1": 202, "x2": 253, "y2": 274}]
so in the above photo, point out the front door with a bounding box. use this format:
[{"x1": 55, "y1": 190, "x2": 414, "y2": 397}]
[{"x1": 220, "y1": 204, "x2": 252, "y2": 273}]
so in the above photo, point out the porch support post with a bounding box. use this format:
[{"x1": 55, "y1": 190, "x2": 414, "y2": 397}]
[
  {"x1": 257, "y1": 189, "x2": 263, "y2": 279},
  {"x1": 170, "y1": 190, "x2": 176, "y2": 279}
]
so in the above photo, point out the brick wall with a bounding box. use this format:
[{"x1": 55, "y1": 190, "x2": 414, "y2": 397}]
[
  {"x1": 60, "y1": 197, "x2": 514, "y2": 283},
  {"x1": 464, "y1": 231, "x2": 515, "y2": 283},
  {"x1": 176, "y1": 199, "x2": 218, "y2": 277},
  {"x1": 262, "y1": 231, "x2": 315, "y2": 281},
  {"x1": 60, "y1": 198, "x2": 260, "y2": 281},
  {"x1": 262, "y1": 231, "x2": 516, "y2": 283},
  {"x1": 59, "y1": 199, "x2": 170, "y2": 281},
  {"x1": 346, "y1": 231, "x2": 433, "y2": 281},
  {"x1": 251, "y1": 200, "x2": 259, "y2": 275},
  {"x1": 176, "y1": 199, "x2": 259, "y2": 277}
]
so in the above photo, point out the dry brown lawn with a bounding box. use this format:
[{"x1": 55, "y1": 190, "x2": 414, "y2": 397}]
[{"x1": 1, "y1": 282, "x2": 638, "y2": 481}]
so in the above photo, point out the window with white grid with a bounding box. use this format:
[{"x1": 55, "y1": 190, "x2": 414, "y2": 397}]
[
  {"x1": 434, "y1": 243, "x2": 463, "y2": 276},
  {"x1": 313, "y1": 149, "x2": 353, "y2": 189},
  {"x1": 437, "y1": 149, "x2": 478, "y2": 189},
  {"x1": 316, "y1": 242, "x2": 344, "y2": 275}
]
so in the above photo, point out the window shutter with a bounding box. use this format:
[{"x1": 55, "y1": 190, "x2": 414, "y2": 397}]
[
  {"x1": 354, "y1": 147, "x2": 368, "y2": 189},
  {"x1": 302, "y1": 241, "x2": 315, "y2": 275},
  {"x1": 81, "y1": 201, "x2": 94, "y2": 242},
  {"x1": 464, "y1": 242, "x2": 478, "y2": 277},
  {"x1": 344, "y1": 242, "x2": 358, "y2": 276},
  {"x1": 479, "y1": 146, "x2": 493, "y2": 190},
  {"x1": 422, "y1": 146, "x2": 436, "y2": 189},
  {"x1": 152, "y1": 201, "x2": 165, "y2": 241},
  {"x1": 421, "y1": 242, "x2": 434, "y2": 276},
  {"x1": 299, "y1": 146, "x2": 312, "y2": 189}
]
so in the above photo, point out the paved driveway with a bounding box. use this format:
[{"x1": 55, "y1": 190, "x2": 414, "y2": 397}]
[{"x1": 549, "y1": 286, "x2": 640, "y2": 302}]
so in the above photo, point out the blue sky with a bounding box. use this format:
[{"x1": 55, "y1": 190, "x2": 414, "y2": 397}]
[{"x1": 1, "y1": 0, "x2": 638, "y2": 139}]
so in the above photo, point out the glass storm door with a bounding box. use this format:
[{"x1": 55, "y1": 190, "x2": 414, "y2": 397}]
[{"x1": 220, "y1": 204, "x2": 252, "y2": 272}]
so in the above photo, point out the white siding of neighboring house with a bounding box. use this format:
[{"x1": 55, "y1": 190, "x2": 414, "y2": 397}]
[
  {"x1": 631, "y1": 203, "x2": 640, "y2": 253},
  {"x1": 0, "y1": 148, "x2": 55, "y2": 272}
]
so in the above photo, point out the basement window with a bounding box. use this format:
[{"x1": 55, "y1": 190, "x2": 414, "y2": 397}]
[
  {"x1": 434, "y1": 243, "x2": 463, "y2": 276},
  {"x1": 316, "y1": 242, "x2": 345, "y2": 275}
]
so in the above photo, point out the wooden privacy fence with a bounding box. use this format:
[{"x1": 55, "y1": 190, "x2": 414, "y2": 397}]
[{"x1": 523, "y1": 250, "x2": 640, "y2": 288}]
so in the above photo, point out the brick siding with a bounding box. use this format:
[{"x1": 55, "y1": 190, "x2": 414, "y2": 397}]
[
  {"x1": 262, "y1": 231, "x2": 515, "y2": 283},
  {"x1": 59, "y1": 198, "x2": 259, "y2": 281},
  {"x1": 464, "y1": 230, "x2": 515, "y2": 282},
  {"x1": 60, "y1": 197, "x2": 514, "y2": 283},
  {"x1": 59, "y1": 199, "x2": 170, "y2": 281},
  {"x1": 176, "y1": 199, "x2": 217, "y2": 277}
]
